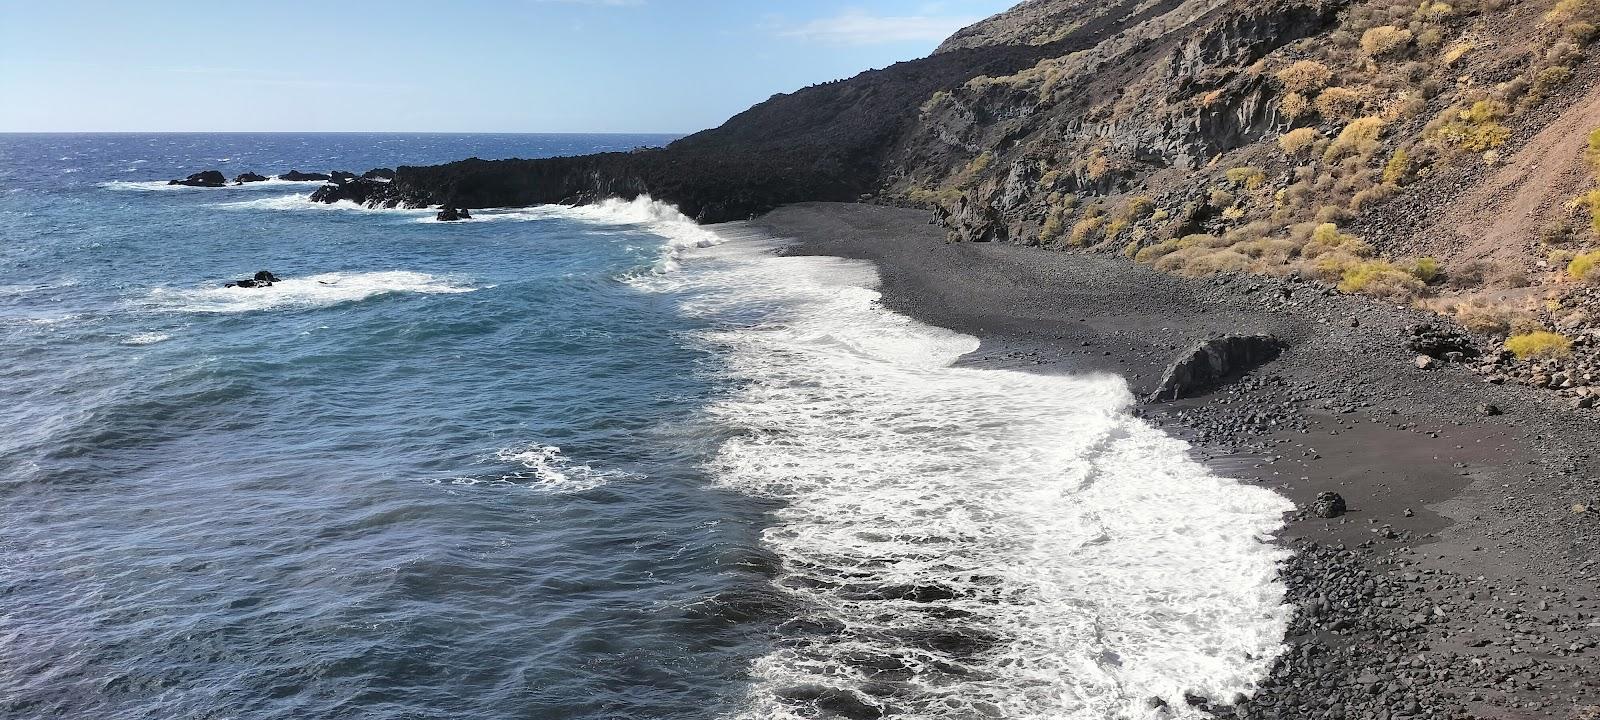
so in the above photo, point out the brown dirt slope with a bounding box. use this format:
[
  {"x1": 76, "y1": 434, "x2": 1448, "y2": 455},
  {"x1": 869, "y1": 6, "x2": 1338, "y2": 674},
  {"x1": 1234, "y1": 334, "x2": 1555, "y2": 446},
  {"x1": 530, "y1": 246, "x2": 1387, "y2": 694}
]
[{"x1": 1432, "y1": 84, "x2": 1600, "y2": 269}]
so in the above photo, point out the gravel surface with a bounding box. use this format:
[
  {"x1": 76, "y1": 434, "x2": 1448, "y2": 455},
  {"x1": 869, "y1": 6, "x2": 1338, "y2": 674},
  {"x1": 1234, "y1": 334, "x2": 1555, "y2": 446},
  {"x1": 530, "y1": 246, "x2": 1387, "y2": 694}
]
[{"x1": 744, "y1": 202, "x2": 1600, "y2": 719}]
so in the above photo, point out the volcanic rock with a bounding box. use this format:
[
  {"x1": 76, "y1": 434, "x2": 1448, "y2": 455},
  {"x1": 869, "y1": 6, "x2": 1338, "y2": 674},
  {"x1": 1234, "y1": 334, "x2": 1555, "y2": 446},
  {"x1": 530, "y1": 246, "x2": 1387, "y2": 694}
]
[
  {"x1": 225, "y1": 270, "x2": 282, "y2": 289},
  {"x1": 1310, "y1": 491, "x2": 1347, "y2": 519},
  {"x1": 168, "y1": 170, "x2": 226, "y2": 187},
  {"x1": 279, "y1": 170, "x2": 331, "y2": 182},
  {"x1": 233, "y1": 172, "x2": 269, "y2": 184},
  {"x1": 1147, "y1": 334, "x2": 1288, "y2": 402}
]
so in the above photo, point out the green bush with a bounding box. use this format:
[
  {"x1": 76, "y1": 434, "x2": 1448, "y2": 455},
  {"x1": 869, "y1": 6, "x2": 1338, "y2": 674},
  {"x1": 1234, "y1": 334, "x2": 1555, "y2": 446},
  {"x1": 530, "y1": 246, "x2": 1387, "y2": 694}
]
[
  {"x1": 1505, "y1": 331, "x2": 1572, "y2": 359},
  {"x1": 1570, "y1": 249, "x2": 1600, "y2": 281}
]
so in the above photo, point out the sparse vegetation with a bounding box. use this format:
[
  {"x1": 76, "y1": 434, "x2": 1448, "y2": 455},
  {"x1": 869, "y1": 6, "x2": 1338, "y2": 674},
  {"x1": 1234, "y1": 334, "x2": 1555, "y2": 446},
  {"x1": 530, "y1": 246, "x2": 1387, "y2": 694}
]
[
  {"x1": 1434, "y1": 101, "x2": 1511, "y2": 152},
  {"x1": 1382, "y1": 148, "x2": 1411, "y2": 185},
  {"x1": 1225, "y1": 167, "x2": 1267, "y2": 190},
  {"x1": 1339, "y1": 259, "x2": 1426, "y2": 299}
]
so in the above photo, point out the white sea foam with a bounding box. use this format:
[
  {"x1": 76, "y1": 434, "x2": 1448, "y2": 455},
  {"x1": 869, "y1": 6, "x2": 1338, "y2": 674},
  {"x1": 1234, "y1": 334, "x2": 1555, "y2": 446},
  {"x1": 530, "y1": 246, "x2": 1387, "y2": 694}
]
[
  {"x1": 493, "y1": 444, "x2": 638, "y2": 492},
  {"x1": 634, "y1": 230, "x2": 1294, "y2": 719},
  {"x1": 121, "y1": 332, "x2": 172, "y2": 346},
  {"x1": 100, "y1": 177, "x2": 327, "y2": 192},
  {"x1": 144, "y1": 271, "x2": 477, "y2": 314},
  {"x1": 210, "y1": 194, "x2": 430, "y2": 215},
  {"x1": 523, "y1": 196, "x2": 725, "y2": 273}
]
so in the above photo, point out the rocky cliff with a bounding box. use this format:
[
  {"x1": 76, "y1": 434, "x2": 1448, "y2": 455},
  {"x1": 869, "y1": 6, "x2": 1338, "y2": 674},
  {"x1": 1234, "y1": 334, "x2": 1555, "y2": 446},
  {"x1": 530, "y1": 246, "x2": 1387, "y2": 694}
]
[{"x1": 317, "y1": 0, "x2": 1600, "y2": 381}]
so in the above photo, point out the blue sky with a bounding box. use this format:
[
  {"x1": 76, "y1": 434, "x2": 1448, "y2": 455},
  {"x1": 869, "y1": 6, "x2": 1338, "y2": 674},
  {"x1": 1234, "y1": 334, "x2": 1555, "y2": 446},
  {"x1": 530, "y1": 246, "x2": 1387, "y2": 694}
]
[{"x1": 0, "y1": 1, "x2": 1016, "y2": 133}]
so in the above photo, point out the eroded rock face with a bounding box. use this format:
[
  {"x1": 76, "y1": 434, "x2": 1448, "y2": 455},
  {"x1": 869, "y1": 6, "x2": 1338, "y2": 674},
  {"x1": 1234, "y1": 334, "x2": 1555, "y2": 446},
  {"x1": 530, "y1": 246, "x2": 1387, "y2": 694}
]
[
  {"x1": 1147, "y1": 334, "x2": 1288, "y2": 402},
  {"x1": 169, "y1": 170, "x2": 226, "y2": 187}
]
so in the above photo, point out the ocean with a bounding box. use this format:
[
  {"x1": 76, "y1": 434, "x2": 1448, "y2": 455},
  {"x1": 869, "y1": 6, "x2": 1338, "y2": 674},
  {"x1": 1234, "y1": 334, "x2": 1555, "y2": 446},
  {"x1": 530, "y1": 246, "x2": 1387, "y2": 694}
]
[{"x1": 0, "y1": 133, "x2": 1293, "y2": 719}]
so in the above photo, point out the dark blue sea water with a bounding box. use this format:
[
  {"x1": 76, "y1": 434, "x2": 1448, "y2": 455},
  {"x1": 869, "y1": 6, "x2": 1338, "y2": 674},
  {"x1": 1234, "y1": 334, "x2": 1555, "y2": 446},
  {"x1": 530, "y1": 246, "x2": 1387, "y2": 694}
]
[{"x1": 1, "y1": 134, "x2": 1297, "y2": 720}]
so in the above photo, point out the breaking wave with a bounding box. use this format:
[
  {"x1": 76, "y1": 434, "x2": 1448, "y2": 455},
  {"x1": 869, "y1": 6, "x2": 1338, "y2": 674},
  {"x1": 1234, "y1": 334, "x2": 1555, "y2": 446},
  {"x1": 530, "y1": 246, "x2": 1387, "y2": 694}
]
[
  {"x1": 638, "y1": 234, "x2": 1295, "y2": 719},
  {"x1": 143, "y1": 271, "x2": 478, "y2": 314}
]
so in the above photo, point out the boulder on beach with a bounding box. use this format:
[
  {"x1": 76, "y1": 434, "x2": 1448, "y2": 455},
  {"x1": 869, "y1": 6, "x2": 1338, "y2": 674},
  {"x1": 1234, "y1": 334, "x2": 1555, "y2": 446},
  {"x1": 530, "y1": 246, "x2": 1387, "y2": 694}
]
[
  {"x1": 1146, "y1": 334, "x2": 1288, "y2": 402},
  {"x1": 168, "y1": 170, "x2": 227, "y2": 187},
  {"x1": 233, "y1": 172, "x2": 269, "y2": 184},
  {"x1": 279, "y1": 170, "x2": 332, "y2": 182},
  {"x1": 225, "y1": 270, "x2": 282, "y2": 289},
  {"x1": 1310, "y1": 491, "x2": 1347, "y2": 519}
]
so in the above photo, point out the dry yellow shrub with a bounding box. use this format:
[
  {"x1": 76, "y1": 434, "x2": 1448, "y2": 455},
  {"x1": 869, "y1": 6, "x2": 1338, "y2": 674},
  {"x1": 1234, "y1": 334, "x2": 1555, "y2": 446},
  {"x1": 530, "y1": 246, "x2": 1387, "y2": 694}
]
[
  {"x1": 1361, "y1": 26, "x2": 1414, "y2": 57},
  {"x1": 1277, "y1": 61, "x2": 1333, "y2": 93},
  {"x1": 1316, "y1": 87, "x2": 1365, "y2": 119},
  {"x1": 1278, "y1": 127, "x2": 1322, "y2": 156},
  {"x1": 1325, "y1": 116, "x2": 1386, "y2": 161}
]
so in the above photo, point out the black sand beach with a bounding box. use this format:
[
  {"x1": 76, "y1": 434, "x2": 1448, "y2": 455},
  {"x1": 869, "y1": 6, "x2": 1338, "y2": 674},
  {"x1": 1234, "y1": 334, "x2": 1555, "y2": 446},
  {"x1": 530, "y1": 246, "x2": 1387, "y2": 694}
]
[{"x1": 747, "y1": 202, "x2": 1600, "y2": 719}]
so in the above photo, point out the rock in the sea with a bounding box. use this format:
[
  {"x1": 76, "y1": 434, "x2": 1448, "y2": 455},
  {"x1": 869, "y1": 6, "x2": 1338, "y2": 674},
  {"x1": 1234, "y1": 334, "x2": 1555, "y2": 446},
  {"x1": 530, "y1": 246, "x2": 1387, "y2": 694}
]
[
  {"x1": 1146, "y1": 334, "x2": 1288, "y2": 402},
  {"x1": 1310, "y1": 491, "x2": 1347, "y2": 519},
  {"x1": 168, "y1": 170, "x2": 227, "y2": 187},
  {"x1": 361, "y1": 168, "x2": 396, "y2": 180},
  {"x1": 330, "y1": 170, "x2": 357, "y2": 183},
  {"x1": 225, "y1": 270, "x2": 282, "y2": 289},
  {"x1": 435, "y1": 207, "x2": 472, "y2": 222},
  {"x1": 233, "y1": 172, "x2": 269, "y2": 184},
  {"x1": 279, "y1": 170, "x2": 332, "y2": 182}
]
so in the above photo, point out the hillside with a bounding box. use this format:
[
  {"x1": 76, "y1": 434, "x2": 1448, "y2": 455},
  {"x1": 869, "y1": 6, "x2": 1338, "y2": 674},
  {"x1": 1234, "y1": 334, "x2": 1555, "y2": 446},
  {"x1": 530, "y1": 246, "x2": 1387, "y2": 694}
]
[{"x1": 314, "y1": 0, "x2": 1600, "y2": 404}]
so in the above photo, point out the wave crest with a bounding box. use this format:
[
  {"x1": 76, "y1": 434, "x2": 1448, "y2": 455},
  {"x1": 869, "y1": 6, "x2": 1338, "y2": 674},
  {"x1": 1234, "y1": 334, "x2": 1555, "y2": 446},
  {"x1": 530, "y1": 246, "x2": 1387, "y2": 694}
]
[{"x1": 144, "y1": 271, "x2": 478, "y2": 314}]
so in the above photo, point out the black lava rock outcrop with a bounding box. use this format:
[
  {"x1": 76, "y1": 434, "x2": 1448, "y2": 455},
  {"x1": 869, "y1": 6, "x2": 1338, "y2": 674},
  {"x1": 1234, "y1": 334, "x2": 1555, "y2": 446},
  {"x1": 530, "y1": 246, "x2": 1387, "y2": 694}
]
[
  {"x1": 1309, "y1": 491, "x2": 1347, "y2": 518},
  {"x1": 233, "y1": 172, "x2": 269, "y2": 184},
  {"x1": 1147, "y1": 334, "x2": 1288, "y2": 402},
  {"x1": 435, "y1": 207, "x2": 472, "y2": 222},
  {"x1": 225, "y1": 270, "x2": 282, "y2": 289},
  {"x1": 169, "y1": 170, "x2": 226, "y2": 187},
  {"x1": 1405, "y1": 322, "x2": 1480, "y2": 359},
  {"x1": 280, "y1": 170, "x2": 331, "y2": 182},
  {"x1": 361, "y1": 168, "x2": 395, "y2": 180}
]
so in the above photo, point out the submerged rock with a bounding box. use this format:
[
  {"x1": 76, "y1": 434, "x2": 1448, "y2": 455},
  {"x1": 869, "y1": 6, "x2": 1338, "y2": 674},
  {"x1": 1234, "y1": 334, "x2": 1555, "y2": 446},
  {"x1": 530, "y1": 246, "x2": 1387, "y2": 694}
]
[
  {"x1": 1147, "y1": 334, "x2": 1287, "y2": 402},
  {"x1": 168, "y1": 170, "x2": 226, "y2": 187},
  {"x1": 225, "y1": 270, "x2": 282, "y2": 289},
  {"x1": 436, "y1": 207, "x2": 472, "y2": 222},
  {"x1": 233, "y1": 172, "x2": 269, "y2": 184}
]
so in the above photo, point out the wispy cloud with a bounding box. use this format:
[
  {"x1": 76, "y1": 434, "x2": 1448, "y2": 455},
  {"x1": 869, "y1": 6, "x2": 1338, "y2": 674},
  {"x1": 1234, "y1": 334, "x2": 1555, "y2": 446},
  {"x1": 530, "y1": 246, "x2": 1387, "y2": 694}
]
[{"x1": 778, "y1": 9, "x2": 979, "y2": 45}]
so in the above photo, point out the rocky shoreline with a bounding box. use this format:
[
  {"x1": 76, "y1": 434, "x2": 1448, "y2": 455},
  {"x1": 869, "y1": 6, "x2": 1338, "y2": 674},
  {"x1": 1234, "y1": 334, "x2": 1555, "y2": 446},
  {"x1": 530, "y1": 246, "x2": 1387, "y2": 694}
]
[{"x1": 748, "y1": 202, "x2": 1600, "y2": 719}]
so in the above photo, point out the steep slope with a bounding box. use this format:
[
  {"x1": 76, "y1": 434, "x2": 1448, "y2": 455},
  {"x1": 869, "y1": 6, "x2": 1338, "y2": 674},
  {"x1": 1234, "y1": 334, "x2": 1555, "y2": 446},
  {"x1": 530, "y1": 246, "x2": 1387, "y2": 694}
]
[{"x1": 316, "y1": 0, "x2": 1600, "y2": 382}]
